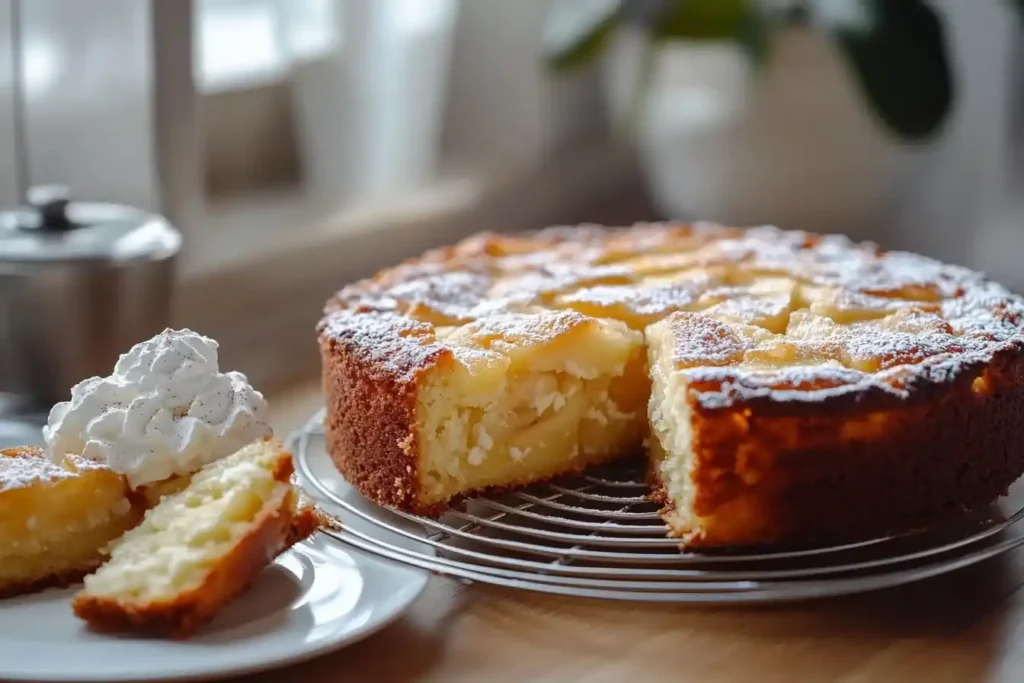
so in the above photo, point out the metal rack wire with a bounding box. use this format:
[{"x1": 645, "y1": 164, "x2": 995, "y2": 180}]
[{"x1": 290, "y1": 409, "x2": 1024, "y2": 603}]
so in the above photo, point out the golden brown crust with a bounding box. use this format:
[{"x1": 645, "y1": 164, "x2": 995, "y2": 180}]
[
  {"x1": 318, "y1": 314, "x2": 443, "y2": 515},
  {"x1": 72, "y1": 488, "x2": 298, "y2": 638},
  {"x1": 288, "y1": 501, "x2": 338, "y2": 544},
  {"x1": 652, "y1": 351, "x2": 1024, "y2": 547},
  {"x1": 288, "y1": 471, "x2": 343, "y2": 537}
]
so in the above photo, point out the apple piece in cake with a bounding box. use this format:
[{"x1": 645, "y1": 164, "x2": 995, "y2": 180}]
[
  {"x1": 0, "y1": 447, "x2": 144, "y2": 598},
  {"x1": 320, "y1": 223, "x2": 1024, "y2": 547}
]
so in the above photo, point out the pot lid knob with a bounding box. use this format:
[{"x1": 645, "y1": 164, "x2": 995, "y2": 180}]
[{"x1": 26, "y1": 184, "x2": 74, "y2": 232}]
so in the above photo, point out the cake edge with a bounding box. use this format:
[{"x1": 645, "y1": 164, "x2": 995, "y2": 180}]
[
  {"x1": 649, "y1": 345, "x2": 1024, "y2": 548},
  {"x1": 318, "y1": 317, "x2": 446, "y2": 515}
]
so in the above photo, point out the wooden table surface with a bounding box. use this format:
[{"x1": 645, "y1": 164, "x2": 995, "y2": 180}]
[{"x1": 252, "y1": 381, "x2": 1024, "y2": 683}]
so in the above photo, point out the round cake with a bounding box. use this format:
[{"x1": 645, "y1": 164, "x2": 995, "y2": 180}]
[{"x1": 317, "y1": 223, "x2": 1024, "y2": 547}]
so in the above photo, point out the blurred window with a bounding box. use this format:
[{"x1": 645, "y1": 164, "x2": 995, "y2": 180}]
[
  {"x1": 0, "y1": 0, "x2": 603, "y2": 277},
  {"x1": 196, "y1": 0, "x2": 339, "y2": 92}
]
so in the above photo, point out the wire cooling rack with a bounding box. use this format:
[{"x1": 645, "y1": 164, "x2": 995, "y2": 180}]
[{"x1": 290, "y1": 409, "x2": 1024, "y2": 603}]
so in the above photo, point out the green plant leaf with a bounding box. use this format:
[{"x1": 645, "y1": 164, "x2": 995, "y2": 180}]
[
  {"x1": 823, "y1": 0, "x2": 953, "y2": 141},
  {"x1": 543, "y1": 0, "x2": 623, "y2": 72},
  {"x1": 651, "y1": 0, "x2": 753, "y2": 41},
  {"x1": 1010, "y1": 0, "x2": 1024, "y2": 26},
  {"x1": 736, "y1": 8, "x2": 772, "y2": 69},
  {"x1": 651, "y1": 0, "x2": 771, "y2": 69}
]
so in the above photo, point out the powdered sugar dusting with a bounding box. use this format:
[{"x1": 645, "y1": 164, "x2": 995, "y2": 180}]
[
  {"x1": 452, "y1": 310, "x2": 591, "y2": 352},
  {"x1": 665, "y1": 313, "x2": 750, "y2": 368},
  {"x1": 0, "y1": 448, "x2": 109, "y2": 492},
  {"x1": 558, "y1": 281, "x2": 705, "y2": 320}
]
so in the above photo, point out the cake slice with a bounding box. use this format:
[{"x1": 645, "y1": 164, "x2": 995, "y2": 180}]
[
  {"x1": 0, "y1": 447, "x2": 145, "y2": 598},
  {"x1": 72, "y1": 439, "x2": 317, "y2": 637}
]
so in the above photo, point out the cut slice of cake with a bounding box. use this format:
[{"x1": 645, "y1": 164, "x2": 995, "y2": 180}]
[
  {"x1": 320, "y1": 309, "x2": 650, "y2": 514},
  {"x1": 0, "y1": 447, "x2": 145, "y2": 598},
  {"x1": 72, "y1": 439, "x2": 317, "y2": 637}
]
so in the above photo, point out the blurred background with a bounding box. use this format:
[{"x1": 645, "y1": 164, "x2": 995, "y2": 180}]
[{"x1": 0, "y1": 0, "x2": 1021, "y2": 408}]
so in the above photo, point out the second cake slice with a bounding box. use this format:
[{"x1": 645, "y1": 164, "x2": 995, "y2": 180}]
[{"x1": 73, "y1": 439, "x2": 317, "y2": 637}]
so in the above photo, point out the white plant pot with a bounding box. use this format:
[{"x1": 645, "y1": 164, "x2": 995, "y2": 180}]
[{"x1": 604, "y1": 27, "x2": 927, "y2": 239}]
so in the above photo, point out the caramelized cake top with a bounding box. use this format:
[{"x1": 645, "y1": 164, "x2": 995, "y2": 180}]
[{"x1": 318, "y1": 223, "x2": 1024, "y2": 412}]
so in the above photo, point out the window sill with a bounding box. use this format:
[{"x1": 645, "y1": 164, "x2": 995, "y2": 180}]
[
  {"x1": 182, "y1": 172, "x2": 484, "y2": 279},
  {"x1": 174, "y1": 143, "x2": 649, "y2": 393}
]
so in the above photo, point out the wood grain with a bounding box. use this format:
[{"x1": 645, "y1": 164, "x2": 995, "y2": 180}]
[{"x1": 257, "y1": 380, "x2": 1024, "y2": 683}]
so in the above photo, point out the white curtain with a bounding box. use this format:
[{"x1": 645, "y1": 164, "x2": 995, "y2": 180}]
[{"x1": 0, "y1": 0, "x2": 18, "y2": 207}]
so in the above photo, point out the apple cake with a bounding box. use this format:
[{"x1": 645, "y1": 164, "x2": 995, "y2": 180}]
[{"x1": 317, "y1": 223, "x2": 1024, "y2": 547}]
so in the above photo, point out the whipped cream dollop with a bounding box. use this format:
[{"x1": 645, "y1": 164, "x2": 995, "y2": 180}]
[{"x1": 43, "y1": 328, "x2": 272, "y2": 487}]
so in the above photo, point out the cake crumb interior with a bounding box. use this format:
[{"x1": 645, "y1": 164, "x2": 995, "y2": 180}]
[
  {"x1": 645, "y1": 320, "x2": 698, "y2": 537},
  {"x1": 417, "y1": 312, "x2": 649, "y2": 504},
  {"x1": 82, "y1": 441, "x2": 291, "y2": 601}
]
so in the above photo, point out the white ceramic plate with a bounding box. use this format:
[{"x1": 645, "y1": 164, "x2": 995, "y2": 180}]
[{"x1": 0, "y1": 445, "x2": 431, "y2": 682}]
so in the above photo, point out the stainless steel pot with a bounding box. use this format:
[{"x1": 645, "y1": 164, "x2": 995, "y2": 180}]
[{"x1": 0, "y1": 185, "x2": 182, "y2": 409}]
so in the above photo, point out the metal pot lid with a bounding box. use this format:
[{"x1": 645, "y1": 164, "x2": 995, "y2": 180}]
[{"x1": 0, "y1": 185, "x2": 182, "y2": 264}]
